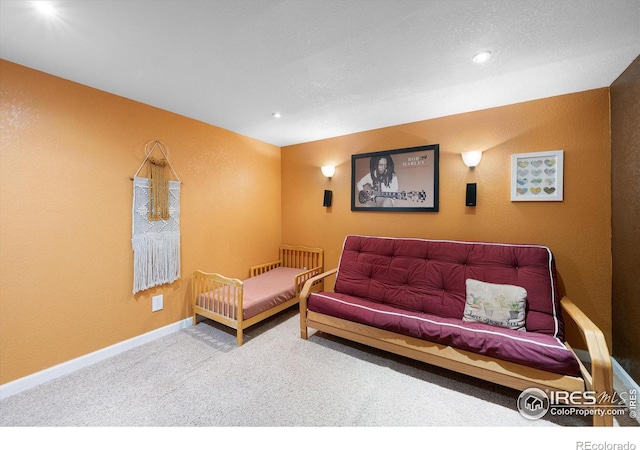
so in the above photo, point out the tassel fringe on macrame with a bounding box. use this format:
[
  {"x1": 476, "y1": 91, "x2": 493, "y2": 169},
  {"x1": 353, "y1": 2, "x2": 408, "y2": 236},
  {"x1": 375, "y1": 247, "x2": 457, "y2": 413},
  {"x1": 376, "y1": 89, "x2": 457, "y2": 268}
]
[
  {"x1": 132, "y1": 231, "x2": 180, "y2": 293},
  {"x1": 148, "y1": 157, "x2": 170, "y2": 221}
]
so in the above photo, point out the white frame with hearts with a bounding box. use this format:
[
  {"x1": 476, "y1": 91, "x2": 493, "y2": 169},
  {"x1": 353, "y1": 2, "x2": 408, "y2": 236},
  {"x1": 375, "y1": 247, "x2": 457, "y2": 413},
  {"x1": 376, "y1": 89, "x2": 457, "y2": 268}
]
[{"x1": 510, "y1": 150, "x2": 564, "y2": 201}]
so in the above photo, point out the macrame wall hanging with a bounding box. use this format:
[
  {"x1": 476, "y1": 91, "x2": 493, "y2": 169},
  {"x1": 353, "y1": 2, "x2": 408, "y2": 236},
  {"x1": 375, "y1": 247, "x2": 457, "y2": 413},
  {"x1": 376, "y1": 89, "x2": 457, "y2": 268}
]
[{"x1": 131, "y1": 140, "x2": 181, "y2": 294}]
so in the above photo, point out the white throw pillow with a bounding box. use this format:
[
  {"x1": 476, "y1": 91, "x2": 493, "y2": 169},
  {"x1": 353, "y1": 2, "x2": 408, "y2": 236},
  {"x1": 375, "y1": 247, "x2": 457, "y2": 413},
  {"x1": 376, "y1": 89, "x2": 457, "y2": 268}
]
[{"x1": 463, "y1": 278, "x2": 527, "y2": 331}]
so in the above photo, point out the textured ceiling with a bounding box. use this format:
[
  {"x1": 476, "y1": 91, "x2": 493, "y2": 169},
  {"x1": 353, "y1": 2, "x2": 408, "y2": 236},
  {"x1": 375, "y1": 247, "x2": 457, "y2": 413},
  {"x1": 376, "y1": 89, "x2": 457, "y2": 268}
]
[{"x1": 1, "y1": 0, "x2": 639, "y2": 147}]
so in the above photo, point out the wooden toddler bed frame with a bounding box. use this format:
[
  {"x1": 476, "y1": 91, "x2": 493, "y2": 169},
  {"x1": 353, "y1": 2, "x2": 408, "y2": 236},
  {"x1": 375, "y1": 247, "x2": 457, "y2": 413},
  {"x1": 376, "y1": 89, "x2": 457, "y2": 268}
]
[{"x1": 193, "y1": 245, "x2": 323, "y2": 345}]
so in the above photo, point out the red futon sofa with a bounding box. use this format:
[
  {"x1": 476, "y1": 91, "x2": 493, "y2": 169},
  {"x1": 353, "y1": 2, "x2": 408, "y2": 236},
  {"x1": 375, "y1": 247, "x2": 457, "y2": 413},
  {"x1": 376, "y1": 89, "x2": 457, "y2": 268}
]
[{"x1": 300, "y1": 235, "x2": 613, "y2": 426}]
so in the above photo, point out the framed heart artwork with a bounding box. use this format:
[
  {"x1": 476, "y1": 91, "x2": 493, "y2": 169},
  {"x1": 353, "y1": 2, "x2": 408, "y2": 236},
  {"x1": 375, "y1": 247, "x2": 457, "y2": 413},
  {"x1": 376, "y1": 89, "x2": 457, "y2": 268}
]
[{"x1": 510, "y1": 150, "x2": 564, "y2": 201}]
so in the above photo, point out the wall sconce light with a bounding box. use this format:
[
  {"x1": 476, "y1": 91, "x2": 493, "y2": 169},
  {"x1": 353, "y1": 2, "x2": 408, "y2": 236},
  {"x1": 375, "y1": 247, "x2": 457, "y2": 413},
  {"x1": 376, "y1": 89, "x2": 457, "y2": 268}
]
[
  {"x1": 461, "y1": 151, "x2": 482, "y2": 169},
  {"x1": 321, "y1": 165, "x2": 336, "y2": 178}
]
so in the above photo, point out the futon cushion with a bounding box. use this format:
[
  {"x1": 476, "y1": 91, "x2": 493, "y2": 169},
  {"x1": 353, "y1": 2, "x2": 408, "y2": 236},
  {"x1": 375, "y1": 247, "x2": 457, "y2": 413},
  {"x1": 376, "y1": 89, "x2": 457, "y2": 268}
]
[
  {"x1": 307, "y1": 291, "x2": 579, "y2": 376},
  {"x1": 334, "y1": 235, "x2": 564, "y2": 340}
]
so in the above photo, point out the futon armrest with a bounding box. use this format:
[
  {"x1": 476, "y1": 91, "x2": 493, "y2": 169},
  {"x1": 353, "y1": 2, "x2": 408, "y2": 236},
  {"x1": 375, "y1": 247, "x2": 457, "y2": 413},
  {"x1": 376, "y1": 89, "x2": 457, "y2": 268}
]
[
  {"x1": 300, "y1": 268, "x2": 338, "y2": 302},
  {"x1": 299, "y1": 268, "x2": 338, "y2": 340},
  {"x1": 561, "y1": 296, "x2": 613, "y2": 425}
]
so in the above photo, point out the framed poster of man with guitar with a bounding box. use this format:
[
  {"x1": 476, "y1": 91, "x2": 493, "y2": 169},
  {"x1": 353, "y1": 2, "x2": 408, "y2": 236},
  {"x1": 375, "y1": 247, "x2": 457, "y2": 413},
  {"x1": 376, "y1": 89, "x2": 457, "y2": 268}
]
[{"x1": 351, "y1": 144, "x2": 439, "y2": 212}]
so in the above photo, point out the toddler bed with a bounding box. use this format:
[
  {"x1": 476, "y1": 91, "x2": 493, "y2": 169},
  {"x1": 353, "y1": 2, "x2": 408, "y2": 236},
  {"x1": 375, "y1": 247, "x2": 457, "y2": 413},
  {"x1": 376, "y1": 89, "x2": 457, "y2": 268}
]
[{"x1": 193, "y1": 245, "x2": 323, "y2": 345}]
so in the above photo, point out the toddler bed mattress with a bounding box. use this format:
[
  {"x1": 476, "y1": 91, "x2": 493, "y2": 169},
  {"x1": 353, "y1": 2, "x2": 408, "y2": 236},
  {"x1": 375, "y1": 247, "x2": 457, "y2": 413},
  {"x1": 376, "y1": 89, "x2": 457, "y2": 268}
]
[{"x1": 241, "y1": 267, "x2": 305, "y2": 319}]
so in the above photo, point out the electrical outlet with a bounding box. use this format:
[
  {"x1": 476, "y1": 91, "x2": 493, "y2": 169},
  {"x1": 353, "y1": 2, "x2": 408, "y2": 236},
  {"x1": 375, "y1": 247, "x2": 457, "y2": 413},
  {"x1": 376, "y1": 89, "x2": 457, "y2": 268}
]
[{"x1": 152, "y1": 294, "x2": 163, "y2": 312}]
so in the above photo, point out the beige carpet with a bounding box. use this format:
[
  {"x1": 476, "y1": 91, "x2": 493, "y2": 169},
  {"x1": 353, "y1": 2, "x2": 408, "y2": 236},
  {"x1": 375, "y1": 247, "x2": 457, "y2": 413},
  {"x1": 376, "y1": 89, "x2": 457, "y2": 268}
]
[{"x1": 1, "y1": 307, "x2": 636, "y2": 434}]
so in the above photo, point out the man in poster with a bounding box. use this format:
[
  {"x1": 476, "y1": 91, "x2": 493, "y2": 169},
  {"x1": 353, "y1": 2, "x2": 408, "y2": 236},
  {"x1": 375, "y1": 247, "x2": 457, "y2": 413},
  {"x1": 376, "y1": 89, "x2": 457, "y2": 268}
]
[{"x1": 356, "y1": 153, "x2": 399, "y2": 207}]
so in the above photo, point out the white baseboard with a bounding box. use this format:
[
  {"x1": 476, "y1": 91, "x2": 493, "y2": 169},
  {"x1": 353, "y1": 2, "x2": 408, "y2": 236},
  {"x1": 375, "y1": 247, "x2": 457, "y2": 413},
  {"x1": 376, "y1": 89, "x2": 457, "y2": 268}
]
[
  {"x1": 611, "y1": 357, "x2": 640, "y2": 393},
  {"x1": 0, "y1": 318, "x2": 192, "y2": 400}
]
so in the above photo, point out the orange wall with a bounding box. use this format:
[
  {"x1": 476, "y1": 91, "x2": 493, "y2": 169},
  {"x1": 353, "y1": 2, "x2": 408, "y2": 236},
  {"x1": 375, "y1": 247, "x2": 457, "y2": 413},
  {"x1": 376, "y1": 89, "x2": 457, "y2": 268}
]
[
  {"x1": 282, "y1": 88, "x2": 612, "y2": 346},
  {"x1": 0, "y1": 58, "x2": 613, "y2": 386},
  {"x1": 0, "y1": 60, "x2": 282, "y2": 384}
]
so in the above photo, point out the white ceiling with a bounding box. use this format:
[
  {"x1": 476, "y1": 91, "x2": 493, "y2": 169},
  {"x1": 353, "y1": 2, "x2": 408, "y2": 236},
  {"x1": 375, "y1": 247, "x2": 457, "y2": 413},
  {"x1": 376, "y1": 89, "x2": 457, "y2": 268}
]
[{"x1": 1, "y1": 0, "x2": 639, "y2": 147}]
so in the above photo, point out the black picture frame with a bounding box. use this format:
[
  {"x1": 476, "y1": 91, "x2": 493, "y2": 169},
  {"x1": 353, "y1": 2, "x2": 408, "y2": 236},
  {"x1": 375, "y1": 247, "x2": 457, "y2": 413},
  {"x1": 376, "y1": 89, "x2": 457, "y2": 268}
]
[{"x1": 351, "y1": 144, "x2": 439, "y2": 212}]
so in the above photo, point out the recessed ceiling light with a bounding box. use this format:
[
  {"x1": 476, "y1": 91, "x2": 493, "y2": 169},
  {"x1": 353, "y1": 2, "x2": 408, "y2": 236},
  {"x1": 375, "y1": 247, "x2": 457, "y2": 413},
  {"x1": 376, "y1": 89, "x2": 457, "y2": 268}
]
[
  {"x1": 272, "y1": 112, "x2": 281, "y2": 119},
  {"x1": 472, "y1": 51, "x2": 492, "y2": 63},
  {"x1": 33, "y1": 1, "x2": 57, "y2": 17}
]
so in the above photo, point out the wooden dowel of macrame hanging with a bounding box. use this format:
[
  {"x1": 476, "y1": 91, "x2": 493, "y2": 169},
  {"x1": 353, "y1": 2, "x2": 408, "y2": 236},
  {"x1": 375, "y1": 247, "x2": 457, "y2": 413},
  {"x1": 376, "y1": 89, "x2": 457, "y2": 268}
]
[{"x1": 148, "y1": 157, "x2": 170, "y2": 220}]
